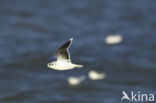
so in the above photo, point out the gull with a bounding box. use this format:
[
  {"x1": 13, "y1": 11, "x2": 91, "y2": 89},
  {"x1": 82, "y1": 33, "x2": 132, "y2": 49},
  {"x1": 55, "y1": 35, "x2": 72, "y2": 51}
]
[
  {"x1": 47, "y1": 37, "x2": 83, "y2": 70},
  {"x1": 67, "y1": 75, "x2": 86, "y2": 86},
  {"x1": 105, "y1": 34, "x2": 123, "y2": 45},
  {"x1": 88, "y1": 70, "x2": 106, "y2": 80}
]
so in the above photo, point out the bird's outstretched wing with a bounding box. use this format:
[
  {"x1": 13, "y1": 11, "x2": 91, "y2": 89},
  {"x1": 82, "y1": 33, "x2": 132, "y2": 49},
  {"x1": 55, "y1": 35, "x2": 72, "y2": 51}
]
[{"x1": 55, "y1": 38, "x2": 73, "y2": 61}]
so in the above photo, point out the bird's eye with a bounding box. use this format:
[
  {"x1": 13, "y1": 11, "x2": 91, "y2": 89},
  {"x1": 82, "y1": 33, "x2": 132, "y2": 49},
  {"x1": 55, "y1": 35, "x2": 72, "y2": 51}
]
[{"x1": 49, "y1": 63, "x2": 52, "y2": 66}]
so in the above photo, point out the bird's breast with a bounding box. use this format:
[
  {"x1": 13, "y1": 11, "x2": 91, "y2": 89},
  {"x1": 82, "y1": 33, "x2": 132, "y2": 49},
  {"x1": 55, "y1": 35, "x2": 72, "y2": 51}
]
[{"x1": 54, "y1": 61, "x2": 75, "y2": 70}]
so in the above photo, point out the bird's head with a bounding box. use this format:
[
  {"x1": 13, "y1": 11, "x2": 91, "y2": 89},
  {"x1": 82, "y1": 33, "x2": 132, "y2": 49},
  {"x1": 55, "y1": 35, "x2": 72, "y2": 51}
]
[{"x1": 47, "y1": 62, "x2": 55, "y2": 68}]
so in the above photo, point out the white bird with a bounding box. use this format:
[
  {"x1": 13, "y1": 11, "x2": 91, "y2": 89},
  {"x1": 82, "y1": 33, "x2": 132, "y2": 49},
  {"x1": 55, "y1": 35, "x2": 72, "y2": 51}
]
[
  {"x1": 47, "y1": 37, "x2": 83, "y2": 70},
  {"x1": 67, "y1": 76, "x2": 86, "y2": 86},
  {"x1": 105, "y1": 34, "x2": 123, "y2": 45},
  {"x1": 88, "y1": 70, "x2": 106, "y2": 80}
]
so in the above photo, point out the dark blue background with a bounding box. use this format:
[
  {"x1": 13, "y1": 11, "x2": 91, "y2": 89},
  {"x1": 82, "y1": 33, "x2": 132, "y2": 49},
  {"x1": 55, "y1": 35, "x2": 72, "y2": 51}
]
[{"x1": 0, "y1": 0, "x2": 156, "y2": 103}]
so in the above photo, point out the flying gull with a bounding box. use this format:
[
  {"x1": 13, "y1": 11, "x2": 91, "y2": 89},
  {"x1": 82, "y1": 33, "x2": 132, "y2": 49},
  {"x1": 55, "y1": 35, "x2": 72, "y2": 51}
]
[{"x1": 47, "y1": 37, "x2": 83, "y2": 70}]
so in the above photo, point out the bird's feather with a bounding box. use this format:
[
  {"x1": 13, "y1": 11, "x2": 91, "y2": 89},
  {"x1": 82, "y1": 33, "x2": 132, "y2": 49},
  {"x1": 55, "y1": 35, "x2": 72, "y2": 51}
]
[{"x1": 55, "y1": 38, "x2": 73, "y2": 61}]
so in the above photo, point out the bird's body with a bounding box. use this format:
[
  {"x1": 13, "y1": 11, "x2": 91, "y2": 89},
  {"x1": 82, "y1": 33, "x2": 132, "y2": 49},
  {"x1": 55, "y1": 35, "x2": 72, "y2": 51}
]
[
  {"x1": 48, "y1": 61, "x2": 83, "y2": 70},
  {"x1": 47, "y1": 37, "x2": 83, "y2": 70}
]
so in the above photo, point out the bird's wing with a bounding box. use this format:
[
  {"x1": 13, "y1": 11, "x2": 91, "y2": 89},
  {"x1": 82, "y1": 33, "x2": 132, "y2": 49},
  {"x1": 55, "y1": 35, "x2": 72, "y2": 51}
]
[{"x1": 55, "y1": 38, "x2": 73, "y2": 61}]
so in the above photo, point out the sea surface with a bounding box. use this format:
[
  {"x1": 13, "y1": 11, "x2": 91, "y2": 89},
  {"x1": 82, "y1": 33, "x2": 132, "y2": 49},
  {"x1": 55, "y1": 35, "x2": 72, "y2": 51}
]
[{"x1": 0, "y1": 0, "x2": 156, "y2": 103}]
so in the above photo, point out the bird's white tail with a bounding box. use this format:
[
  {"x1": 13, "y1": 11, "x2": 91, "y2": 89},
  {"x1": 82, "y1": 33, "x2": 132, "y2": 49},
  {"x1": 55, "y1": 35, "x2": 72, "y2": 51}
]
[{"x1": 75, "y1": 64, "x2": 83, "y2": 68}]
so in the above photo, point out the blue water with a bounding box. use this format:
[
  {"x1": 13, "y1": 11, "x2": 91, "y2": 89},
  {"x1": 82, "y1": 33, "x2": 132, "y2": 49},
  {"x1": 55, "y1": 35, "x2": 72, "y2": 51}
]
[{"x1": 0, "y1": 0, "x2": 156, "y2": 103}]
